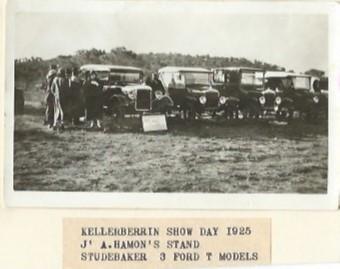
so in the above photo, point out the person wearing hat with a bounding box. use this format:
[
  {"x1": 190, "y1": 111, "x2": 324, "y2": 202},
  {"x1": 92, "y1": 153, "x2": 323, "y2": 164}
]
[
  {"x1": 82, "y1": 70, "x2": 103, "y2": 128},
  {"x1": 51, "y1": 67, "x2": 69, "y2": 129},
  {"x1": 44, "y1": 64, "x2": 57, "y2": 128}
]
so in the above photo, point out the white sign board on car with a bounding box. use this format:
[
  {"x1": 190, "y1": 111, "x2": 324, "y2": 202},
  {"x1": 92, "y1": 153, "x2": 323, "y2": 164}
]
[{"x1": 142, "y1": 114, "x2": 167, "y2": 132}]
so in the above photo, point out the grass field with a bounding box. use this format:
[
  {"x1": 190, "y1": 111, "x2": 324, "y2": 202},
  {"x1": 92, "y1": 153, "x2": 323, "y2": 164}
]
[{"x1": 13, "y1": 102, "x2": 328, "y2": 193}]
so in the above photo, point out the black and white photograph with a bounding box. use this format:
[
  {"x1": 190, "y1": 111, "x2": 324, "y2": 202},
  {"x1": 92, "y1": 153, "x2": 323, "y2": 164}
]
[{"x1": 4, "y1": 0, "x2": 339, "y2": 209}]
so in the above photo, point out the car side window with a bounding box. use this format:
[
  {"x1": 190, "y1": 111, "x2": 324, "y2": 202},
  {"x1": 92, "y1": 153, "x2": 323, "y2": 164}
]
[
  {"x1": 174, "y1": 73, "x2": 185, "y2": 86},
  {"x1": 213, "y1": 70, "x2": 225, "y2": 83},
  {"x1": 312, "y1": 79, "x2": 320, "y2": 93},
  {"x1": 225, "y1": 72, "x2": 231, "y2": 84},
  {"x1": 159, "y1": 72, "x2": 173, "y2": 88}
]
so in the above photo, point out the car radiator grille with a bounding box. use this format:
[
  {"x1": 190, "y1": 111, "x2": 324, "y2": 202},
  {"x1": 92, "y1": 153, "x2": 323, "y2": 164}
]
[
  {"x1": 205, "y1": 91, "x2": 219, "y2": 107},
  {"x1": 136, "y1": 89, "x2": 152, "y2": 111},
  {"x1": 264, "y1": 93, "x2": 276, "y2": 107}
]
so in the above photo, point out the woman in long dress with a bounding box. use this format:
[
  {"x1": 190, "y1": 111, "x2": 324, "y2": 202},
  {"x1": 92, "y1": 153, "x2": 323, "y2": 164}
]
[
  {"x1": 51, "y1": 68, "x2": 68, "y2": 129},
  {"x1": 83, "y1": 70, "x2": 103, "y2": 128}
]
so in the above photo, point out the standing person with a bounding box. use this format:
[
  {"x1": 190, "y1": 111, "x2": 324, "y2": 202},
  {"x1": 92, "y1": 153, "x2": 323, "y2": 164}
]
[
  {"x1": 63, "y1": 68, "x2": 73, "y2": 121},
  {"x1": 51, "y1": 68, "x2": 69, "y2": 129},
  {"x1": 83, "y1": 70, "x2": 103, "y2": 128},
  {"x1": 44, "y1": 64, "x2": 57, "y2": 128},
  {"x1": 69, "y1": 67, "x2": 83, "y2": 125},
  {"x1": 146, "y1": 72, "x2": 165, "y2": 96}
]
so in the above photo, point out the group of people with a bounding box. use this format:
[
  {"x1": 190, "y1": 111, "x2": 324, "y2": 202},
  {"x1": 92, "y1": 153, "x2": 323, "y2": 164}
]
[{"x1": 43, "y1": 65, "x2": 103, "y2": 130}]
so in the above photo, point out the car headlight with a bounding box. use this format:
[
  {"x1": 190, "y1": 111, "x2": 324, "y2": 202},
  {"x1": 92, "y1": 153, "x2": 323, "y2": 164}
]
[
  {"x1": 259, "y1": 96, "x2": 266, "y2": 105},
  {"x1": 199, "y1": 95, "x2": 207, "y2": 105},
  {"x1": 275, "y1": 96, "x2": 282, "y2": 105},
  {"x1": 313, "y1": 96, "x2": 319, "y2": 103},
  {"x1": 154, "y1": 90, "x2": 163, "y2": 100},
  {"x1": 128, "y1": 91, "x2": 135, "y2": 100},
  {"x1": 219, "y1": 96, "x2": 227, "y2": 105}
]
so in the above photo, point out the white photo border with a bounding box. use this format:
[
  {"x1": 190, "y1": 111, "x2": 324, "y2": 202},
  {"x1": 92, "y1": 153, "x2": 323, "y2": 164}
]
[{"x1": 4, "y1": 0, "x2": 340, "y2": 209}]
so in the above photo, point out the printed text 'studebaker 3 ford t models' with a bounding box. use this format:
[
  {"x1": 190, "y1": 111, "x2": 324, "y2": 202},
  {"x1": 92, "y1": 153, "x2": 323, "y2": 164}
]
[
  {"x1": 212, "y1": 67, "x2": 281, "y2": 119},
  {"x1": 80, "y1": 64, "x2": 153, "y2": 118},
  {"x1": 265, "y1": 71, "x2": 328, "y2": 120},
  {"x1": 158, "y1": 66, "x2": 225, "y2": 119}
]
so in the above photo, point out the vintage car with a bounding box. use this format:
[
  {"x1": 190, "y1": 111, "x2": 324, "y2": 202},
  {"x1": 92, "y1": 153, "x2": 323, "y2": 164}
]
[
  {"x1": 319, "y1": 77, "x2": 328, "y2": 92},
  {"x1": 212, "y1": 67, "x2": 281, "y2": 119},
  {"x1": 80, "y1": 64, "x2": 153, "y2": 118},
  {"x1": 265, "y1": 71, "x2": 328, "y2": 120},
  {"x1": 158, "y1": 66, "x2": 224, "y2": 119}
]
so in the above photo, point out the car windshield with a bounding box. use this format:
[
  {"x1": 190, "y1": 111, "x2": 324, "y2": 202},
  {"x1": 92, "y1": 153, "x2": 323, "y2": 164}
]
[
  {"x1": 241, "y1": 71, "x2": 264, "y2": 86},
  {"x1": 109, "y1": 70, "x2": 142, "y2": 84},
  {"x1": 213, "y1": 70, "x2": 225, "y2": 83},
  {"x1": 183, "y1": 72, "x2": 210, "y2": 85},
  {"x1": 95, "y1": 71, "x2": 109, "y2": 81},
  {"x1": 267, "y1": 78, "x2": 292, "y2": 90},
  {"x1": 291, "y1": 76, "x2": 310, "y2": 90}
]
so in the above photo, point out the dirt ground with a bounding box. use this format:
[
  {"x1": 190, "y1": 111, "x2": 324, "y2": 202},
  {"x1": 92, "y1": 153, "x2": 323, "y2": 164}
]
[{"x1": 13, "y1": 102, "x2": 328, "y2": 193}]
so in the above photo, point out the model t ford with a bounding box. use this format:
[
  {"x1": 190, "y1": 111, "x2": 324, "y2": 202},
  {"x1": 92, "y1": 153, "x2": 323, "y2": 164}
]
[
  {"x1": 158, "y1": 66, "x2": 225, "y2": 119},
  {"x1": 212, "y1": 67, "x2": 281, "y2": 119},
  {"x1": 265, "y1": 71, "x2": 327, "y2": 120},
  {"x1": 80, "y1": 64, "x2": 153, "y2": 118}
]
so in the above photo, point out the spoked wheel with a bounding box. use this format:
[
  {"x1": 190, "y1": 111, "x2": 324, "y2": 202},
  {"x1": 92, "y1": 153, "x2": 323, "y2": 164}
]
[
  {"x1": 239, "y1": 109, "x2": 250, "y2": 119},
  {"x1": 113, "y1": 106, "x2": 125, "y2": 119},
  {"x1": 182, "y1": 103, "x2": 196, "y2": 120},
  {"x1": 276, "y1": 109, "x2": 292, "y2": 121},
  {"x1": 224, "y1": 108, "x2": 239, "y2": 120},
  {"x1": 243, "y1": 110, "x2": 259, "y2": 119},
  {"x1": 241, "y1": 103, "x2": 260, "y2": 120},
  {"x1": 224, "y1": 108, "x2": 233, "y2": 120},
  {"x1": 305, "y1": 110, "x2": 319, "y2": 123},
  {"x1": 187, "y1": 104, "x2": 197, "y2": 120}
]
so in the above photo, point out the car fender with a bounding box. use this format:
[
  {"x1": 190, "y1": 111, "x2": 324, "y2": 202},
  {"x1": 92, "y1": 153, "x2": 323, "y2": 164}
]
[
  {"x1": 152, "y1": 95, "x2": 174, "y2": 112},
  {"x1": 221, "y1": 96, "x2": 240, "y2": 110},
  {"x1": 185, "y1": 95, "x2": 198, "y2": 104},
  {"x1": 282, "y1": 97, "x2": 293, "y2": 104},
  {"x1": 225, "y1": 96, "x2": 240, "y2": 104},
  {"x1": 250, "y1": 96, "x2": 261, "y2": 105},
  {"x1": 111, "y1": 94, "x2": 129, "y2": 107},
  {"x1": 279, "y1": 97, "x2": 294, "y2": 110},
  {"x1": 159, "y1": 95, "x2": 174, "y2": 106}
]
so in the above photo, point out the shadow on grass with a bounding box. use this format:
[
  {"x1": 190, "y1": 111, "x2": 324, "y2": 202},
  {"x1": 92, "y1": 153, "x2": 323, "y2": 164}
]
[
  {"x1": 17, "y1": 103, "x2": 329, "y2": 141},
  {"x1": 167, "y1": 117, "x2": 328, "y2": 140},
  {"x1": 14, "y1": 128, "x2": 60, "y2": 142}
]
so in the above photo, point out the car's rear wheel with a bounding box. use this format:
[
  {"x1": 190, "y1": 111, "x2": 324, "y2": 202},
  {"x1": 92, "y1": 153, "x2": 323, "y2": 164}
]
[
  {"x1": 113, "y1": 106, "x2": 125, "y2": 119},
  {"x1": 305, "y1": 110, "x2": 318, "y2": 123},
  {"x1": 276, "y1": 108, "x2": 292, "y2": 121},
  {"x1": 224, "y1": 106, "x2": 239, "y2": 120},
  {"x1": 186, "y1": 103, "x2": 196, "y2": 120}
]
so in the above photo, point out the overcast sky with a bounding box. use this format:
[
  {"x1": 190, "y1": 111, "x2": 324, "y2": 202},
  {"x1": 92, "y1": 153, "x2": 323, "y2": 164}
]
[{"x1": 15, "y1": 12, "x2": 328, "y2": 73}]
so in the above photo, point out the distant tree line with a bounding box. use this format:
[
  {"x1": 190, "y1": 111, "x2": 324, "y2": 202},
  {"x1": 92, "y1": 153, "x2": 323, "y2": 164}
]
[{"x1": 15, "y1": 47, "x2": 324, "y2": 86}]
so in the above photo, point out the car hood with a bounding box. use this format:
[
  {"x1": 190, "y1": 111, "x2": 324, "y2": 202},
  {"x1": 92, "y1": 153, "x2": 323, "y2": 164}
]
[
  {"x1": 104, "y1": 84, "x2": 152, "y2": 94},
  {"x1": 261, "y1": 88, "x2": 276, "y2": 95},
  {"x1": 187, "y1": 85, "x2": 219, "y2": 95},
  {"x1": 241, "y1": 85, "x2": 267, "y2": 94},
  {"x1": 119, "y1": 84, "x2": 152, "y2": 94}
]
